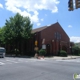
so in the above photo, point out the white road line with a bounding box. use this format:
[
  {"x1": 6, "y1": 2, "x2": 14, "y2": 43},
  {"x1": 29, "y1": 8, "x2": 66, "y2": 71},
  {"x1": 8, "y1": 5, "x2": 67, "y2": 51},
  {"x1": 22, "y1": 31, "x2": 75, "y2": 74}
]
[
  {"x1": 18, "y1": 59, "x2": 45, "y2": 62},
  {"x1": 0, "y1": 58, "x2": 47, "y2": 65},
  {"x1": 18, "y1": 59, "x2": 24, "y2": 62},
  {"x1": 6, "y1": 60, "x2": 19, "y2": 63},
  {"x1": 0, "y1": 62, "x2": 5, "y2": 65},
  {"x1": 76, "y1": 60, "x2": 80, "y2": 62}
]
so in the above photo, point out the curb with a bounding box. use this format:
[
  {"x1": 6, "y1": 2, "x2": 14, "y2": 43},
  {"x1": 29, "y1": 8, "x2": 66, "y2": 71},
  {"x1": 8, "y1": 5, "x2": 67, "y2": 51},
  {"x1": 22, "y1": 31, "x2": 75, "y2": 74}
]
[
  {"x1": 62, "y1": 58, "x2": 77, "y2": 60},
  {"x1": 44, "y1": 56, "x2": 80, "y2": 60},
  {"x1": 62, "y1": 56, "x2": 80, "y2": 60}
]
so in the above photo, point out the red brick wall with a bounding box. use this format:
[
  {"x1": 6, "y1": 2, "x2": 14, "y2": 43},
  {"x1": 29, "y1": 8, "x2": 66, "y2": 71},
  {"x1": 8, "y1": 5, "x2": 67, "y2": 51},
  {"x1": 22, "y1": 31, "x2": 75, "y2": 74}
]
[
  {"x1": 40, "y1": 22, "x2": 70, "y2": 55},
  {"x1": 41, "y1": 23, "x2": 70, "y2": 42}
]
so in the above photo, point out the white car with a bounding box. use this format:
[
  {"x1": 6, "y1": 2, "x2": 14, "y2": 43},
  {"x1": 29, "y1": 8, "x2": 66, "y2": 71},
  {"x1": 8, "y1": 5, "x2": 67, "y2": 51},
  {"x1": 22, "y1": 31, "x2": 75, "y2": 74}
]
[{"x1": 0, "y1": 47, "x2": 6, "y2": 58}]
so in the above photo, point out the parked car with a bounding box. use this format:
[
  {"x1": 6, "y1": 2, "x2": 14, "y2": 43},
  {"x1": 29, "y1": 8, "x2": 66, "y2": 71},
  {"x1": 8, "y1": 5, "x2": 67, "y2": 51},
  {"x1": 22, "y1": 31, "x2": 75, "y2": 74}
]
[{"x1": 0, "y1": 47, "x2": 6, "y2": 58}]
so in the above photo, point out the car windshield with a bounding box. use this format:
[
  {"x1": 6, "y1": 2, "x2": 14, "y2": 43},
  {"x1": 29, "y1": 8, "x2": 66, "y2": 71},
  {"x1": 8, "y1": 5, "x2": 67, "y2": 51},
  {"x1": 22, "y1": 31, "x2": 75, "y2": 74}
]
[{"x1": 0, "y1": 48, "x2": 5, "y2": 52}]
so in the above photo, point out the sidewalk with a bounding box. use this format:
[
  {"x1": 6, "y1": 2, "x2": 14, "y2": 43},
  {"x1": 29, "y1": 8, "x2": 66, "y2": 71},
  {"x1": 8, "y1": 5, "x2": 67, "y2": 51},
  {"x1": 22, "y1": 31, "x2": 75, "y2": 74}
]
[{"x1": 44, "y1": 56, "x2": 80, "y2": 60}]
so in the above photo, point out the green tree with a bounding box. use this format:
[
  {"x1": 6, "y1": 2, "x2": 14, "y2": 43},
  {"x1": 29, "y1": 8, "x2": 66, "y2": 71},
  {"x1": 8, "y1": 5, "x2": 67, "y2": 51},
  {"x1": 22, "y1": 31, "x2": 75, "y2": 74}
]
[
  {"x1": 72, "y1": 46, "x2": 80, "y2": 55},
  {"x1": 0, "y1": 27, "x2": 6, "y2": 45},
  {"x1": 4, "y1": 13, "x2": 32, "y2": 43},
  {"x1": 2, "y1": 13, "x2": 33, "y2": 54}
]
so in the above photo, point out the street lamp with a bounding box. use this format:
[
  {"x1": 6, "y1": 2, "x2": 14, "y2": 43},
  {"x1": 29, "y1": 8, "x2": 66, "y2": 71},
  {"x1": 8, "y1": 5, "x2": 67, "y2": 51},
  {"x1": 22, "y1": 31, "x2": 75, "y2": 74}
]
[
  {"x1": 52, "y1": 40, "x2": 54, "y2": 56},
  {"x1": 58, "y1": 40, "x2": 61, "y2": 55},
  {"x1": 70, "y1": 46, "x2": 72, "y2": 58}
]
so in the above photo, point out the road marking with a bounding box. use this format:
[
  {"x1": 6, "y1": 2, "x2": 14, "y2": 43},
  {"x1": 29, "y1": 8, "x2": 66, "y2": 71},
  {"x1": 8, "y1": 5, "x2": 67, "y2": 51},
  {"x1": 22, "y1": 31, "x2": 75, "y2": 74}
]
[
  {"x1": 17, "y1": 59, "x2": 46, "y2": 62},
  {"x1": 0, "y1": 58, "x2": 47, "y2": 66},
  {"x1": 6, "y1": 60, "x2": 19, "y2": 63},
  {"x1": 0, "y1": 62, "x2": 5, "y2": 65}
]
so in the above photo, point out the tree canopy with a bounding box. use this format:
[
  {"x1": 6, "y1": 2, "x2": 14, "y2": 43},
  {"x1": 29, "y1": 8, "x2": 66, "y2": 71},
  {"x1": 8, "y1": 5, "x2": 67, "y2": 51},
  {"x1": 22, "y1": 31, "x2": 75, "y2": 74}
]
[{"x1": 0, "y1": 13, "x2": 33, "y2": 45}]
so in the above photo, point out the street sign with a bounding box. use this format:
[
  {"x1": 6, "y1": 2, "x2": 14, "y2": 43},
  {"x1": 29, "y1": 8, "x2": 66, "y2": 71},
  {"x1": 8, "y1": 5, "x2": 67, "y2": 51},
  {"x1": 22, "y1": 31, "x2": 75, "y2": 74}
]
[
  {"x1": 42, "y1": 39, "x2": 45, "y2": 44},
  {"x1": 42, "y1": 45, "x2": 46, "y2": 49}
]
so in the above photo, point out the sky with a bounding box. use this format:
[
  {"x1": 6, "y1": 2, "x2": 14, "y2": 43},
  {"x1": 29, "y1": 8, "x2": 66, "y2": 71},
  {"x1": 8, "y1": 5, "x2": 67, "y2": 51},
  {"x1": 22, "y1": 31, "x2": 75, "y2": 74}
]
[{"x1": 0, "y1": 0, "x2": 80, "y2": 43}]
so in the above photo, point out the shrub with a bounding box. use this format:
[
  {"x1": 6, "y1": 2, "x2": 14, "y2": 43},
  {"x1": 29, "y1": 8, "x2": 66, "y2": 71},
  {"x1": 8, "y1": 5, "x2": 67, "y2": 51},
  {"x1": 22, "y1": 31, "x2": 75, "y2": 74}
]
[
  {"x1": 14, "y1": 48, "x2": 20, "y2": 56},
  {"x1": 39, "y1": 49, "x2": 46, "y2": 56},
  {"x1": 72, "y1": 46, "x2": 80, "y2": 56},
  {"x1": 59, "y1": 50, "x2": 67, "y2": 57}
]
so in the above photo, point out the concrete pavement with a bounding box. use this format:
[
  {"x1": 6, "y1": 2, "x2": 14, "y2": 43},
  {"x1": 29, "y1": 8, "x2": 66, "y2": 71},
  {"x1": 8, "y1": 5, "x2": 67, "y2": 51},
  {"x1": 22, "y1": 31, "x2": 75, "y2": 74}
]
[
  {"x1": 44, "y1": 56, "x2": 80, "y2": 60},
  {"x1": 0, "y1": 57, "x2": 80, "y2": 80}
]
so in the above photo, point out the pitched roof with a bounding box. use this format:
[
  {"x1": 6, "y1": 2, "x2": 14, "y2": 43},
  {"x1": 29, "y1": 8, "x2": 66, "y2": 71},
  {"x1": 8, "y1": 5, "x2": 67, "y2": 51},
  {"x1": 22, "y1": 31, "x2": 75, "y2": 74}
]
[
  {"x1": 32, "y1": 26, "x2": 48, "y2": 33},
  {"x1": 31, "y1": 22, "x2": 58, "y2": 33}
]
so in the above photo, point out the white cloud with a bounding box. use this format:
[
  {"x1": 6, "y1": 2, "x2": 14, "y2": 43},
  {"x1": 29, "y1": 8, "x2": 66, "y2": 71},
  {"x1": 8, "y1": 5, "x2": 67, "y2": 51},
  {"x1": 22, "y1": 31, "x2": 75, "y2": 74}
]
[
  {"x1": 41, "y1": 18, "x2": 44, "y2": 21},
  {"x1": 5, "y1": 0, "x2": 60, "y2": 26},
  {"x1": 0, "y1": 3, "x2": 3, "y2": 8},
  {"x1": 37, "y1": 23, "x2": 41, "y2": 26},
  {"x1": 68, "y1": 25, "x2": 72, "y2": 28},
  {"x1": 70, "y1": 36, "x2": 80, "y2": 43},
  {"x1": 47, "y1": 24, "x2": 52, "y2": 26}
]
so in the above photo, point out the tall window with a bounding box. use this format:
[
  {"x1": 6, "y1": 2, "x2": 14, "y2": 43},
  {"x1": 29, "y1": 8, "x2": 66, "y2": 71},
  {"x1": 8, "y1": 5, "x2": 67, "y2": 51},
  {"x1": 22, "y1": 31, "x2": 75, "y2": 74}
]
[{"x1": 54, "y1": 32, "x2": 61, "y2": 40}]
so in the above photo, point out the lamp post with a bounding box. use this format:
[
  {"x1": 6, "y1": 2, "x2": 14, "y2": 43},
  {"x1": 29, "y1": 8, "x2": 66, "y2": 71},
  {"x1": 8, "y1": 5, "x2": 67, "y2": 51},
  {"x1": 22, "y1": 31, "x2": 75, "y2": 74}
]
[
  {"x1": 70, "y1": 46, "x2": 72, "y2": 58},
  {"x1": 70, "y1": 46, "x2": 72, "y2": 54},
  {"x1": 52, "y1": 40, "x2": 54, "y2": 56},
  {"x1": 58, "y1": 40, "x2": 61, "y2": 55}
]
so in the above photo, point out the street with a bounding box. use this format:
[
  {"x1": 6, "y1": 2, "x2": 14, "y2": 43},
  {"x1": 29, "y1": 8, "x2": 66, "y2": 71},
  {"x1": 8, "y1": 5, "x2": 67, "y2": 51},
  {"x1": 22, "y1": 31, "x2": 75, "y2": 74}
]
[{"x1": 0, "y1": 57, "x2": 80, "y2": 80}]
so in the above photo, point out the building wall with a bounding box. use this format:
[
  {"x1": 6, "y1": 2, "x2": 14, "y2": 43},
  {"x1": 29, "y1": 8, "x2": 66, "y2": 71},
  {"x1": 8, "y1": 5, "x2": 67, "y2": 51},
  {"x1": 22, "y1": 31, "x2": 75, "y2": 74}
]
[
  {"x1": 41, "y1": 23, "x2": 70, "y2": 42},
  {"x1": 4, "y1": 22, "x2": 70, "y2": 56},
  {"x1": 40, "y1": 22, "x2": 70, "y2": 55}
]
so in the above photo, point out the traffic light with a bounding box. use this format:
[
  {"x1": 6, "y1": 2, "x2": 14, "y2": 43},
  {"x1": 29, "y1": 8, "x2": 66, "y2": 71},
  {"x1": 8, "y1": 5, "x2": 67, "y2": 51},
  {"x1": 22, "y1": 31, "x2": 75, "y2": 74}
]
[
  {"x1": 75, "y1": 0, "x2": 80, "y2": 9},
  {"x1": 68, "y1": 0, "x2": 74, "y2": 11}
]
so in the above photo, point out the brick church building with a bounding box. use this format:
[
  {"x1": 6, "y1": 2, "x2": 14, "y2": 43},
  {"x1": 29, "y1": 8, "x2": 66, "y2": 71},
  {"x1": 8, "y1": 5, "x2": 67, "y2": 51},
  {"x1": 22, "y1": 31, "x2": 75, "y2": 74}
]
[{"x1": 30, "y1": 22, "x2": 70, "y2": 56}]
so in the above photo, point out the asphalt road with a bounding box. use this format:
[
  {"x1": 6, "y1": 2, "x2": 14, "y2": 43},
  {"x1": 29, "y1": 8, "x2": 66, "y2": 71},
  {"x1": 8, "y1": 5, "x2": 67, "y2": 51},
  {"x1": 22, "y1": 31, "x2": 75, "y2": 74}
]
[{"x1": 0, "y1": 57, "x2": 80, "y2": 80}]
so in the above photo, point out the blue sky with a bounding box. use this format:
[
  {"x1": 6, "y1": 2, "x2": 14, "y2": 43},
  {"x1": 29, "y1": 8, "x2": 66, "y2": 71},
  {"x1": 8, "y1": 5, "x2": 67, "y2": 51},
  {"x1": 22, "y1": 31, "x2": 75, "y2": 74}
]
[{"x1": 0, "y1": 0, "x2": 80, "y2": 43}]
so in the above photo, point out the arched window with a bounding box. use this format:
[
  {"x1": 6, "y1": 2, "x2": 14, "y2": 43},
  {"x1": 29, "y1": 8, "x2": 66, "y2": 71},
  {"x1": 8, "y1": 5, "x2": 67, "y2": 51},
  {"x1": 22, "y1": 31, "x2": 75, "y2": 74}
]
[{"x1": 54, "y1": 32, "x2": 61, "y2": 40}]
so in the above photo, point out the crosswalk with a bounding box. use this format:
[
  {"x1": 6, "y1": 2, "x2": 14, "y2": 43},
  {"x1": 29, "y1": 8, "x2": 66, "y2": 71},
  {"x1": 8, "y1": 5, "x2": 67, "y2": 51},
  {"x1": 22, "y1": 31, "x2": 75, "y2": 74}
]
[
  {"x1": 0, "y1": 58, "x2": 45, "y2": 66},
  {"x1": 0, "y1": 62, "x2": 5, "y2": 65},
  {"x1": 0, "y1": 57, "x2": 80, "y2": 66}
]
